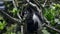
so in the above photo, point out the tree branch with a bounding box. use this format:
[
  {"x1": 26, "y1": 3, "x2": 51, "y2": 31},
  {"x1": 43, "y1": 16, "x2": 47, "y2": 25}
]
[
  {"x1": 45, "y1": 24, "x2": 60, "y2": 33},
  {"x1": 0, "y1": 10, "x2": 21, "y2": 23},
  {"x1": 17, "y1": 12, "x2": 22, "y2": 20},
  {"x1": 42, "y1": 23, "x2": 60, "y2": 33},
  {"x1": 42, "y1": 0, "x2": 47, "y2": 7}
]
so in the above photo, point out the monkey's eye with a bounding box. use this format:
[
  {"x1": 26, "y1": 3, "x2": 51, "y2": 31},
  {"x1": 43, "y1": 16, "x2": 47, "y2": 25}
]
[
  {"x1": 24, "y1": 11, "x2": 27, "y2": 14},
  {"x1": 23, "y1": 11, "x2": 29, "y2": 17},
  {"x1": 24, "y1": 11, "x2": 29, "y2": 14}
]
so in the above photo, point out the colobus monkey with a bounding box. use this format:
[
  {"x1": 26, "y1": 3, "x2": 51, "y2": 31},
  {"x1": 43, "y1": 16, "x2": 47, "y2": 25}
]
[
  {"x1": 21, "y1": 4, "x2": 44, "y2": 34},
  {"x1": 21, "y1": 0, "x2": 49, "y2": 34}
]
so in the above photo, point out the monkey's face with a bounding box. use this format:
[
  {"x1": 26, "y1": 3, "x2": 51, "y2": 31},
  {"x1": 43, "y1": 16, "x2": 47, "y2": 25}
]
[
  {"x1": 21, "y1": 10, "x2": 29, "y2": 18},
  {"x1": 24, "y1": 11, "x2": 29, "y2": 17}
]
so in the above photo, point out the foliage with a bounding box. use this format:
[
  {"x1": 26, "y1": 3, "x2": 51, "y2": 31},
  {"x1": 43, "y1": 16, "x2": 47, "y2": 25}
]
[
  {"x1": 0, "y1": 21, "x2": 6, "y2": 30},
  {"x1": 0, "y1": 0, "x2": 60, "y2": 34},
  {"x1": 0, "y1": 16, "x2": 7, "y2": 30},
  {"x1": 43, "y1": 3, "x2": 60, "y2": 34},
  {"x1": 43, "y1": 3, "x2": 60, "y2": 26}
]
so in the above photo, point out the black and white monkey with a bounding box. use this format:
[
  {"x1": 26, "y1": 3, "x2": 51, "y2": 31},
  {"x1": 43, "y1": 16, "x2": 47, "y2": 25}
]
[
  {"x1": 21, "y1": 1, "x2": 47, "y2": 34},
  {"x1": 20, "y1": 0, "x2": 50, "y2": 34},
  {"x1": 21, "y1": 6, "x2": 43, "y2": 34}
]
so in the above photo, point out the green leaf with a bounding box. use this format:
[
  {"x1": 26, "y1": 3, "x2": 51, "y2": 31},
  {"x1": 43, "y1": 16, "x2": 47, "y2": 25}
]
[{"x1": 0, "y1": 21, "x2": 6, "y2": 30}]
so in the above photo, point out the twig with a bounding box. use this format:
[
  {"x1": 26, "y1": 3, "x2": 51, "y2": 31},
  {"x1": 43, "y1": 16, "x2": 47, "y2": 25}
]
[
  {"x1": 27, "y1": 1, "x2": 42, "y2": 13},
  {"x1": 42, "y1": 23, "x2": 60, "y2": 33},
  {"x1": 12, "y1": 0, "x2": 17, "y2": 8},
  {"x1": 21, "y1": 25, "x2": 24, "y2": 34},
  {"x1": 17, "y1": 12, "x2": 22, "y2": 20},
  {"x1": 45, "y1": 24, "x2": 60, "y2": 33},
  {"x1": 33, "y1": 0, "x2": 40, "y2": 7},
  {"x1": 0, "y1": 10, "x2": 21, "y2": 23},
  {"x1": 42, "y1": 0, "x2": 47, "y2": 7}
]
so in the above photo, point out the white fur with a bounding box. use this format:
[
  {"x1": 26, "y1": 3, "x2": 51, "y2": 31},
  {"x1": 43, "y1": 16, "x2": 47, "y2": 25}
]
[{"x1": 32, "y1": 13, "x2": 42, "y2": 30}]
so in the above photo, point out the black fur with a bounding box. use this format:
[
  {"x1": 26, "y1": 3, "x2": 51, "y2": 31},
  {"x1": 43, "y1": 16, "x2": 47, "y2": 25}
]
[{"x1": 21, "y1": 5, "x2": 43, "y2": 34}]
